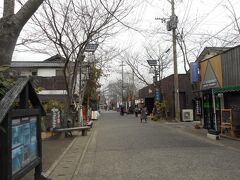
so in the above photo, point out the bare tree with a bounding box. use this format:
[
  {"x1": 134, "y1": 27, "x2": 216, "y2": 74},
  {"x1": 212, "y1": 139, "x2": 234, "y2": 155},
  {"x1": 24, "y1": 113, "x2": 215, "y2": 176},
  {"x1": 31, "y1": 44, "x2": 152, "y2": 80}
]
[
  {"x1": 123, "y1": 52, "x2": 150, "y2": 86},
  {"x1": 177, "y1": 28, "x2": 190, "y2": 73},
  {"x1": 144, "y1": 44, "x2": 172, "y2": 81},
  {"x1": 107, "y1": 80, "x2": 123, "y2": 101},
  {"x1": 225, "y1": 0, "x2": 240, "y2": 35},
  {"x1": 95, "y1": 46, "x2": 126, "y2": 77},
  {"x1": 122, "y1": 41, "x2": 172, "y2": 87},
  {"x1": 107, "y1": 73, "x2": 136, "y2": 106},
  {"x1": 17, "y1": 0, "x2": 133, "y2": 110},
  {"x1": 0, "y1": 0, "x2": 44, "y2": 66}
]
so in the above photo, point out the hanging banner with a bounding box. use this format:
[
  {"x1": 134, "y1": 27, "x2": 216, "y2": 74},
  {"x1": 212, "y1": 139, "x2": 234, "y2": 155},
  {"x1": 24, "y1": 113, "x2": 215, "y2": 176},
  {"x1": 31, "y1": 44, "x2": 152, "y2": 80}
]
[
  {"x1": 155, "y1": 89, "x2": 161, "y2": 101},
  {"x1": 195, "y1": 99, "x2": 202, "y2": 115},
  {"x1": 190, "y1": 62, "x2": 199, "y2": 83}
]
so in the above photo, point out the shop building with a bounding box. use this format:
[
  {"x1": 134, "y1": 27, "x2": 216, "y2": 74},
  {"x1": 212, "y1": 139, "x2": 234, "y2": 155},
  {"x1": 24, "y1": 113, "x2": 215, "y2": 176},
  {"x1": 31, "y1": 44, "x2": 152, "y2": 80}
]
[
  {"x1": 191, "y1": 47, "x2": 231, "y2": 121},
  {"x1": 139, "y1": 74, "x2": 194, "y2": 119},
  {"x1": 199, "y1": 45, "x2": 240, "y2": 138}
]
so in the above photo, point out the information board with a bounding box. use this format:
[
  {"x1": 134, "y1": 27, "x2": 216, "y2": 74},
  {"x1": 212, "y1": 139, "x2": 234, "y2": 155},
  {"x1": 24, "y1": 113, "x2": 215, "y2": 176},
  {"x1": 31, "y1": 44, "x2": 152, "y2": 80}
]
[
  {"x1": 221, "y1": 109, "x2": 232, "y2": 123},
  {"x1": 12, "y1": 116, "x2": 38, "y2": 175}
]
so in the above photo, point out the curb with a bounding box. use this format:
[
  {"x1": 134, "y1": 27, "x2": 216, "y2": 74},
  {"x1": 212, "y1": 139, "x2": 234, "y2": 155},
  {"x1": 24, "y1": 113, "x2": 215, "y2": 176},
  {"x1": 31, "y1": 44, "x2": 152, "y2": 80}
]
[
  {"x1": 45, "y1": 121, "x2": 98, "y2": 178},
  {"x1": 72, "y1": 127, "x2": 96, "y2": 177},
  {"x1": 45, "y1": 136, "x2": 78, "y2": 177}
]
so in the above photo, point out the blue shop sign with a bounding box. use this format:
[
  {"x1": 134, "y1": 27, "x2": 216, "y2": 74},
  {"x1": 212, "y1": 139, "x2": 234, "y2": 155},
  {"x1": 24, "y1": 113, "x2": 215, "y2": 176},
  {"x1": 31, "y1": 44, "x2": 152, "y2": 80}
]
[
  {"x1": 191, "y1": 62, "x2": 199, "y2": 83},
  {"x1": 155, "y1": 89, "x2": 161, "y2": 101}
]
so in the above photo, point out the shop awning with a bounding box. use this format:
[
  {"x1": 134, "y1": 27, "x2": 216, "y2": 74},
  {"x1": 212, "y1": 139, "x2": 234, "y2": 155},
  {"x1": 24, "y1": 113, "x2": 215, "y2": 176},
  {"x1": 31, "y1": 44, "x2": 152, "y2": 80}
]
[{"x1": 213, "y1": 86, "x2": 240, "y2": 93}]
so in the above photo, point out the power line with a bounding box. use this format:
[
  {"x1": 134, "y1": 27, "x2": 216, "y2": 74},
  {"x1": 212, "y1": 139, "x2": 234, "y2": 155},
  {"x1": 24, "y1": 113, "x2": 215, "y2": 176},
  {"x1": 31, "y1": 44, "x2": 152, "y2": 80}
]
[
  {"x1": 194, "y1": 0, "x2": 225, "y2": 29},
  {"x1": 179, "y1": 0, "x2": 226, "y2": 38},
  {"x1": 200, "y1": 16, "x2": 240, "y2": 45},
  {"x1": 181, "y1": 0, "x2": 193, "y2": 28}
]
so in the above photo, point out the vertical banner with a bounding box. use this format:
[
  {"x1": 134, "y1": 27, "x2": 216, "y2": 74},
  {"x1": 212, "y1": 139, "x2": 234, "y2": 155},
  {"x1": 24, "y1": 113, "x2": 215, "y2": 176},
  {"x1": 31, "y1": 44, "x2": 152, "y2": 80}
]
[
  {"x1": 155, "y1": 89, "x2": 161, "y2": 101},
  {"x1": 195, "y1": 99, "x2": 202, "y2": 115},
  {"x1": 190, "y1": 62, "x2": 199, "y2": 83}
]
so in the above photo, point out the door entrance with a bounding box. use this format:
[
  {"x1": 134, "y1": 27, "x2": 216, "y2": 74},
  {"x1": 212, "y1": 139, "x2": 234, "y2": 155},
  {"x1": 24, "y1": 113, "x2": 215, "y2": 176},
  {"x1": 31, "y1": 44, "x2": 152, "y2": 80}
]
[{"x1": 145, "y1": 97, "x2": 154, "y2": 115}]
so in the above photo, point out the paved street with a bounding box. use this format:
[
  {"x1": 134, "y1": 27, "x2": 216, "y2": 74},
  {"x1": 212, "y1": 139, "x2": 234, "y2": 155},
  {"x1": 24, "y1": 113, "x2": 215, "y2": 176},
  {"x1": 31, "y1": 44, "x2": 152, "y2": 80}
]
[{"x1": 49, "y1": 111, "x2": 240, "y2": 180}]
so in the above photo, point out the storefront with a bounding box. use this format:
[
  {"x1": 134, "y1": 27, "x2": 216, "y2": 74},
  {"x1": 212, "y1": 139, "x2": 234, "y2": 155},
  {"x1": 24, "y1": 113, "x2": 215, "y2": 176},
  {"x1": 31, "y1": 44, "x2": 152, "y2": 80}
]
[
  {"x1": 139, "y1": 74, "x2": 193, "y2": 119},
  {"x1": 213, "y1": 87, "x2": 240, "y2": 137},
  {"x1": 199, "y1": 45, "x2": 240, "y2": 138}
]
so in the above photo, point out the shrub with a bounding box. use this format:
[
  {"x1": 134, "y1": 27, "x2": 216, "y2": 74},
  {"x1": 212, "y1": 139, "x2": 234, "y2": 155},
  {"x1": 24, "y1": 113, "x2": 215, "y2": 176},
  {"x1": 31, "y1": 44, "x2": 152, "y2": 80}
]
[{"x1": 43, "y1": 100, "x2": 65, "y2": 112}]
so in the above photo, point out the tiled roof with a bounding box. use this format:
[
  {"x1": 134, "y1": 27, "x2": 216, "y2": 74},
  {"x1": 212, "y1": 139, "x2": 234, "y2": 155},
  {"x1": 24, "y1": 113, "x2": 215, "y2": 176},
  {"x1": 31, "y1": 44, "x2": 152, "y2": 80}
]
[
  {"x1": 11, "y1": 61, "x2": 65, "y2": 68},
  {"x1": 11, "y1": 54, "x2": 89, "y2": 68},
  {"x1": 43, "y1": 54, "x2": 66, "y2": 62}
]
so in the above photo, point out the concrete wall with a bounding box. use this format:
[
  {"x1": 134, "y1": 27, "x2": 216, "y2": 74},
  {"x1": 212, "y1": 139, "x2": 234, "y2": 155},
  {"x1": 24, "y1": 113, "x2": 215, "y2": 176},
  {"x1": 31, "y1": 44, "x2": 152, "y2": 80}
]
[{"x1": 37, "y1": 68, "x2": 56, "y2": 77}]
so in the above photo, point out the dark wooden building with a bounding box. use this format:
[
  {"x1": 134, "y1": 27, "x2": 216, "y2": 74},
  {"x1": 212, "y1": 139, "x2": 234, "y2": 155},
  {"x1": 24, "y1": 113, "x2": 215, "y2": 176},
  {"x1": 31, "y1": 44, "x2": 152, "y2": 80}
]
[
  {"x1": 10, "y1": 55, "x2": 68, "y2": 103},
  {"x1": 139, "y1": 74, "x2": 194, "y2": 119},
  {"x1": 199, "y1": 45, "x2": 240, "y2": 138}
]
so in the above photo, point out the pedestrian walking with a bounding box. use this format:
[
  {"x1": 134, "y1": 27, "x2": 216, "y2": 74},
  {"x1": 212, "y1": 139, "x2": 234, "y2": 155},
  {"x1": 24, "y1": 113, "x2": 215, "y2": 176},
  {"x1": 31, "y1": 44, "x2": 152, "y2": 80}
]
[
  {"x1": 134, "y1": 106, "x2": 139, "y2": 117},
  {"x1": 120, "y1": 105, "x2": 124, "y2": 116},
  {"x1": 140, "y1": 106, "x2": 148, "y2": 123}
]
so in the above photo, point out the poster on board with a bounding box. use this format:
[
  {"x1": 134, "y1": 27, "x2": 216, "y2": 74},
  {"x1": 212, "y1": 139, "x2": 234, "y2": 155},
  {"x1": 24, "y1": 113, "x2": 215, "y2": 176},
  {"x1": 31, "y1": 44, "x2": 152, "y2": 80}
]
[
  {"x1": 11, "y1": 116, "x2": 38, "y2": 175},
  {"x1": 12, "y1": 119, "x2": 23, "y2": 149},
  {"x1": 12, "y1": 146, "x2": 23, "y2": 175},
  {"x1": 30, "y1": 117, "x2": 38, "y2": 160}
]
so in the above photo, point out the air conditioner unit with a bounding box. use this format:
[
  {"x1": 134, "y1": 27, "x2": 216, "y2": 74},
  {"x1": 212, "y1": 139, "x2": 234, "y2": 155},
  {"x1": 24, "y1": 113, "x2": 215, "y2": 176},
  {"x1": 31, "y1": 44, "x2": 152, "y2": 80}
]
[{"x1": 182, "y1": 109, "x2": 193, "y2": 122}]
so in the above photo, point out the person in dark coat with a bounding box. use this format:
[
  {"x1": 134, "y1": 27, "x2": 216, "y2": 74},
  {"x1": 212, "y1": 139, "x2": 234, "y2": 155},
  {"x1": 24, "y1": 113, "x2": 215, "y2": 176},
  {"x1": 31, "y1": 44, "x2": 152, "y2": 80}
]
[
  {"x1": 134, "y1": 106, "x2": 139, "y2": 117},
  {"x1": 120, "y1": 105, "x2": 124, "y2": 116},
  {"x1": 140, "y1": 107, "x2": 147, "y2": 123}
]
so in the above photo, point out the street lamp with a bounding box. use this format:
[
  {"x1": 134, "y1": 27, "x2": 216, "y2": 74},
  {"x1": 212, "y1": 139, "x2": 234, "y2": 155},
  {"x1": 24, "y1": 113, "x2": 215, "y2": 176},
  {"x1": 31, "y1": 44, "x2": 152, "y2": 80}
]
[
  {"x1": 147, "y1": 59, "x2": 161, "y2": 102},
  {"x1": 78, "y1": 43, "x2": 98, "y2": 126},
  {"x1": 85, "y1": 43, "x2": 99, "y2": 53},
  {"x1": 147, "y1": 60, "x2": 158, "y2": 66}
]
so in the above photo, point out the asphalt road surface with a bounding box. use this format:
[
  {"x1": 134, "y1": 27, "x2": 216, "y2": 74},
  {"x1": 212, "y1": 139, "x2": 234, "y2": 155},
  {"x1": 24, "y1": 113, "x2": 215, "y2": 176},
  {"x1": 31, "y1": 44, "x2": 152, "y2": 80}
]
[{"x1": 73, "y1": 111, "x2": 240, "y2": 180}]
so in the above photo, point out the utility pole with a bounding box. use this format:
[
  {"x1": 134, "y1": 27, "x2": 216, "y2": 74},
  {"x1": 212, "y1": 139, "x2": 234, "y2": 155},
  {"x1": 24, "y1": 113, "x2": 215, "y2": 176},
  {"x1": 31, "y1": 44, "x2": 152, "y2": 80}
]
[
  {"x1": 171, "y1": 0, "x2": 180, "y2": 121},
  {"x1": 155, "y1": 0, "x2": 180, "y2": 121},
  {"x1": 155, "y1": 0, "x2": 180, "y2": 120},
  {"x1": 121, "y1": 60, "x2": 124, "y2": 105},
  {"x1": 132, "y1": 69, "x2": 135, "y2": 105}
]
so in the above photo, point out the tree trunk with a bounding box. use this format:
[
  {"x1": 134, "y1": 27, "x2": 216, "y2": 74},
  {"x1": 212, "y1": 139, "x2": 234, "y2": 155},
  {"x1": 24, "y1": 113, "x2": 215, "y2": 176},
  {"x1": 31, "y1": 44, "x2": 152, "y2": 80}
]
[
  {"x1": 0, "y1": 16, "x2": 21, "y2": 66},
  {"x1": 3, "y1": 0, "x2": 15, "y2": 16},
  {"x1": 0, "y1": 0, "x2": 44, "y2": 66}
]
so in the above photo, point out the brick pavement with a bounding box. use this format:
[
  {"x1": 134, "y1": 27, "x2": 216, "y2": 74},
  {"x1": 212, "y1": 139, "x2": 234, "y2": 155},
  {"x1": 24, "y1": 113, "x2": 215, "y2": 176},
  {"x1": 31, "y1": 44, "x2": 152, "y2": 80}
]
[{"x1": 44, "y1": 115, "x2": 240, "y2": 180}]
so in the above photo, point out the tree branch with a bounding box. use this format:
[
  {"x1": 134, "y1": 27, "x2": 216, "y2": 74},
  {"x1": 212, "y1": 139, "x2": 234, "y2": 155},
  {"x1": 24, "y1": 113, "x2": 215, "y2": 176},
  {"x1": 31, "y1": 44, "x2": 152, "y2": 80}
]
[
  {"x1": 15, "y1": 0, "x2": 44, "y2": 27},
  {"x1": 3, "y1": 0, "x2": 15, "y2": 17}
]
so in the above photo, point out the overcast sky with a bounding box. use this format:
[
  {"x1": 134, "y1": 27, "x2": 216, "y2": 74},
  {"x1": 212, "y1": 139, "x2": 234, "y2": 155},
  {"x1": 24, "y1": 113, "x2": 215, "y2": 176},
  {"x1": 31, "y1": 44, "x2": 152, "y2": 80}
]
[
  {"x1": 98, "y1": 0, "x2": 240, "y2": 89},
  {"x1": 1, "y1": 0, "x2": 240, "y2": 88}
]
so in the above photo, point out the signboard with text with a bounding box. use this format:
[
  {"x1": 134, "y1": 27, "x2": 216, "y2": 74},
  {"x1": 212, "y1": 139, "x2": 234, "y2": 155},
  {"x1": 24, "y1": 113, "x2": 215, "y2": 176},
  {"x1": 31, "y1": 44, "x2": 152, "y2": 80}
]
[
  {"x1": 0, "y1": 78, "x2": 49, "y2": 180},
  {"x1": 12, "y1": 116, "x2": 38, "y2": 175}
]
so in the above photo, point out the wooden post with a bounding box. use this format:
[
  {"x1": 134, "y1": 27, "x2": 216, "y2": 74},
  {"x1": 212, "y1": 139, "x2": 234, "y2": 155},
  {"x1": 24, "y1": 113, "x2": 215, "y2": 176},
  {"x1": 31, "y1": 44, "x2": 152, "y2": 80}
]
[
  {"x1": 34, "y1": 115, "x2": 43, "y2": 180},
  {"x1": 0, "y1": 116, "x2": 10, "y2": 180},
  {"x1": 20, "y1": 84, "x2": 29, "y2": 109}
]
